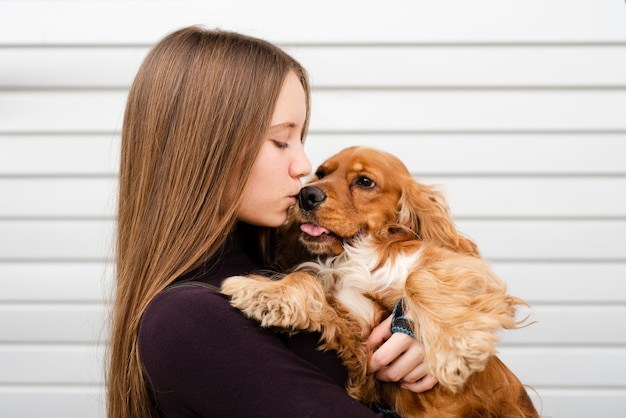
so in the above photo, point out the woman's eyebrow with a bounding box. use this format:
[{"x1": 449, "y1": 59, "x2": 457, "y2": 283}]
[{"x1": 268, "y1": 122, "x2": 297, "y2": 132}]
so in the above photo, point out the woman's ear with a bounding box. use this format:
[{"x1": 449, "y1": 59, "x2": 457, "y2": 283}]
[{"x1": 397, "y1": 180, "x2": 479, "y2": 256}]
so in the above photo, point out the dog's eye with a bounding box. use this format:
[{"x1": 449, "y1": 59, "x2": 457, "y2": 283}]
[
  {"x1": 356, "y1": 176, "x2": 375, "y2": 188},
  {"x1": 315, "y1": 170, "x2": 325, "y2": 179}
]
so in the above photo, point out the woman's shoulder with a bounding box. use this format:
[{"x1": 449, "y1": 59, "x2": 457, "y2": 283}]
[
  {"x1": 141, "y1": 281, "x2": 235, "y2": 329},
  {"x1": 138, "y1": 279, "x2": 263, "y2": 364}
]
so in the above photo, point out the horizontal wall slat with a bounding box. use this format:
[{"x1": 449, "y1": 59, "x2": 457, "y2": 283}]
[
  {"x1": 0, "y1": 262, "x2": 112, "y2": 302},
  {"x1": 1, "y1": 220, "x2": 624, "y2": 260},
  {"x1": 312, "y1": 91, "x2": 626, "y2": 132},
  {"x1": 0, "y1": 305, "x2": 108, "y2": 343},
  {"x1": 0, "y1": 220, "x2": 115, "y2": 261},
  {"x1": 2, "y1": 261, "x2": 623, "y2": 304},
  {"x1": 499, "y1": 347, "x2": 626, "y2": 387},
  {"x1": 0, "y1": 178, "x2": 117, "y2": 218},
  {"x1": 0, "y1": 345, "x2": 104, "y2": 384},
  {"x1": 0, "y1": 387, "x2": 104, "y2": 418},
  {"x1": 0, "y1": 135, "x2": 119, "y2": 175},
  {"x1": 526, "y1": 389, "x2": 626, "y2": 418},
  {"x1": 456, "y1": 219, "x2": 626, "y2": 261},
  {"x1": 2, "y1": 344, "x2": 623, "y2": 388},
  {"x1": 0, "y1": 92, "x2": 126, "y2": 133},
  {"x1": 2, "y1": 134, "x2": 624, "y2": 176},
  {"x1": 1, "y1": 0, "x2": 625, "y2": 44},
  {"x1": 438, "y1": 177, "x2": 626, "y2": 218},
  {"x1": 0, "y1": 47, "x2": 146, "y2": 88},
  {"x1": 294, "y1": 46, "x2": 626, "y2": 87},
  {"x1": 2, "y1": 176, "x2": 624, "y2": 218},
  {"x1": 3, "y1": 46, "x2": 626, "y2": 88},
  {"x1": 1, "y1": 303, "x2": 622, "y2": 346},
  {"x1": 493, "y1": 262, "x2": 626, "y2": 304},
  {"x1": 501, "y1": 305, "x2": 626, "y2": 345},
  {"x1": 2, "y1": 91, "x2": 626, "y2": 133}
]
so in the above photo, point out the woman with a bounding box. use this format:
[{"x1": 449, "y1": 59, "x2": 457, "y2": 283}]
[{"x1": 107, "y1": 26, "x2": 435, "y2": 417}]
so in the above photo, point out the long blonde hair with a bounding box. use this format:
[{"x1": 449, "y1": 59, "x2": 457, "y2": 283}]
[{"x1": 107, "y1": 26, "x2": 310, "y2": 417}]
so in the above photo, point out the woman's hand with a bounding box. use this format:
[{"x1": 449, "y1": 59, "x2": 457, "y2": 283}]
[{"x1": 365, "y1": 315, "x2": 438, "y2": 393}]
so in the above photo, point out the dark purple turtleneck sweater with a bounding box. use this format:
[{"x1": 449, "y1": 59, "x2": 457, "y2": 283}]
[{"x1": 138, "y1": 224, "x2": 381, "y2": 417}]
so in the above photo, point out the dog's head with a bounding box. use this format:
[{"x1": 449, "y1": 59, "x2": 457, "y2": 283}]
[{"x1": 294, "y1": 146, "x2": 478, "y2": 257}]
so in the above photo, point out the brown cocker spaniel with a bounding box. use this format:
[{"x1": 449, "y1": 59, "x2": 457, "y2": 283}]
[{"x1": 222, "y1": 146, "x2": 539, "y2": 417}]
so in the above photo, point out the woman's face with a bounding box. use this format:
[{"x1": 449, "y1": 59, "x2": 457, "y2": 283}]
[{"x1": 237, "y1": 71, "x2": 312, "y2": 227}]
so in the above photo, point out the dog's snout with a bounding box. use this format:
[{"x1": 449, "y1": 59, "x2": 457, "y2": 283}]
[{"x1": 299, "y1": 186, "x2": 327, "y2": 211}]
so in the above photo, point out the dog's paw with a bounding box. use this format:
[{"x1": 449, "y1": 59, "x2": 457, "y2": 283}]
[
  {"x1": 428, "y1": 332, "x2": 494, "y2": 392},
  {"x1": 221, "y1": 275, "x2": 316, "y2": 331},
  {"x1": 221, "y1": 275, "x2": 279, "y2": 325}
]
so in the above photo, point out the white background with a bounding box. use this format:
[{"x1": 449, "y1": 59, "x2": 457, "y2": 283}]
[{"x1": 1, "y1": 1, "x2": 625, "y2": 417}]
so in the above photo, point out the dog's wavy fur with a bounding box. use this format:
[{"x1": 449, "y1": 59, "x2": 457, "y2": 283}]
[{"x1": 222, "y1": 146, "x2": 539, "y2": 417}]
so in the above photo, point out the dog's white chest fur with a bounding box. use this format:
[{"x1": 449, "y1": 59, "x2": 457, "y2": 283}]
[{"x1": 299, "y1": 237, "x2": 422, "y2": 334}]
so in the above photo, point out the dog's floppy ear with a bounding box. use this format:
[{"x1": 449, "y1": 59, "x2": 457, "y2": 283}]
[{"x1": 397, "y1": 180, "x2": 479, "y2": 256}]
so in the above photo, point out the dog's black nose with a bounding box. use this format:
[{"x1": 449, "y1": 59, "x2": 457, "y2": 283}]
[{"x1": 299, "y1": 186, "x2": 327, "y2": 211}]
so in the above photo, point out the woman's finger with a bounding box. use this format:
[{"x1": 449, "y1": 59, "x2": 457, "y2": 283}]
[{"x1": 401, "y1": 374, "x2": 439, "y2": 393}]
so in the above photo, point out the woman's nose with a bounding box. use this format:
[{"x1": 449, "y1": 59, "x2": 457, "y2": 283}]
[{"x1": 291, "y1": 146, "x2": 312, "y2": 179}]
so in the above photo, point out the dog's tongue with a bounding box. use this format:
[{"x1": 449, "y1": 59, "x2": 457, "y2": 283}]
[{"x1": 300, "y1": 223, "x2": 329, "y2": 237}]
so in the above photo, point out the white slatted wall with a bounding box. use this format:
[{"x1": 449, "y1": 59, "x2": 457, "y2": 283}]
[{"x1": 1, "y1": 1, "x2": 625, "y2": 417}]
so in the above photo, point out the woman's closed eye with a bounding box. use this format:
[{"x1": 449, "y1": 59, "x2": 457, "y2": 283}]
[{"x1": 271, "y1": 140, "x2": 289, "y2": 149}]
